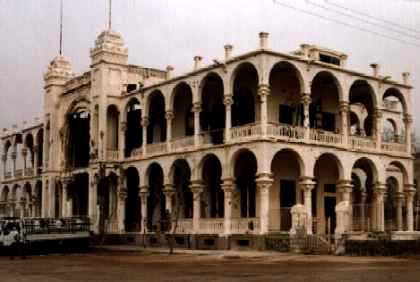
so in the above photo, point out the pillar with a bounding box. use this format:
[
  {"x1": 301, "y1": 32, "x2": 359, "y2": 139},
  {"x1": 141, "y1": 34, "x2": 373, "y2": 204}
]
[
  {"x1": 117, "y1": 188, "x2": 127, "y2": 233},
  {"x1": 19, "y1": 198, "x2": 25, "y2": 218},
  {"x1": 256, "y1": 173, "x2": 273, "y2": 234},
  {"x1": 192, "y1": 102, "x2": 201, "y2": 147},
  {"x1": 361, "y1": 191, "x2": 368, "y2": 231},
  {"x1": 224, "y1": 94, "x2": 233, "y2": 143},
  {"x1": 221, "y1": 178, "x2": 234, "y2": 235},
  {"x1": 395, "y1": 192, "x2": 404, "y2": 231},
  {"x1": 33, "y1": 145, "x2": 39, "y2": 175},
  {"x1": 22, "y1": 148, "x2": 28, "y2": 176},
  {"x1": 31, "y1": 197, "x2": 37, "y2": 217},
  {"x1": 88, "y1": 174, "x2": 98, "y2": 230},
  {"x1": 374, "y1": 109, "x2": 383, "y2": 150},
  {"x1": 163, "y1": 184, "x2": 175, "y2": 214},
  {"x1": 374, "y1": 183, "x2": 386, "y2": 232},
  {"x1": 301, "y1": 93, "x2": 311, "y2": 140},
  {"x1": 41, "y1": 179, "x2": 48, "y2": 217},
  {"x1": 119, "y1": 121, "x2": 127, "y2": 159},
  {"x1": 62, "y1": 177, "x2": 72, "y2": 217},
  {"x1": 139, "y1": 186, "x2": 149, "y2": 234},
  {"x1": 299, "y1": 178, "x2": 316, "y2": 234},
  {"x1": 48, "y1": 177, "x2": 56, "y2": 217},
  {"x1": 404, "y1": 114, "x2": 413, "y2": 153},
  {"x1": 258, "y1": 85, "x2": 270, "y2": 137},
  {"x1": 336, "y1": 180, "x2": 353, "y2": 233},
  {"x1": 405, "y1": 185, "x2": 416, "y2": 231},
  {"x1": 141, "y1": 117, "x2": 149, "y2": 156},
  {"x1": 1, "y1": 154, "x2": 6, "y2": 178},
  {"x1": 165, "y1": 111, "x2": 174, "y2": 152},
  {"x1": 11, "y1": 147, "x2": 17, "y2": 177},
  {"x1": 338, "y1": 101, "x2": 349, "y2": 145},
  {"x1": 190, "y1": 181, "x2": 204, "y2": 234}
]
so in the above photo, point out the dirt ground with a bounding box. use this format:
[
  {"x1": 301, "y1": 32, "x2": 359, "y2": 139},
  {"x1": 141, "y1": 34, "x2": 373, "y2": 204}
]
[{"x1": 1, "y1": 249, "x2": 420, "y2": 282}]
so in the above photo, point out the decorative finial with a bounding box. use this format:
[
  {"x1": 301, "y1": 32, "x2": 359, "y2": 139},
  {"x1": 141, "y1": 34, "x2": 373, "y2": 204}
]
[
  {"x1": 108, "y1": 0, "x2": 112, "y2": 30},
  {"x1": 59, "y1": 0, "x2": 63, "y2": 55}
]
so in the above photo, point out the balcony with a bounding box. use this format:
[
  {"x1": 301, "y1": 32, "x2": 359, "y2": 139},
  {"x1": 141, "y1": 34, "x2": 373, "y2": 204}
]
[
  {"x1": 231, "y1": 217, "x2": 260, "y2": 234},
  {"x1": 171, "y1": 136, "x2": 194, "y2": 152},
  {"x1": 267, "y1": 123, "x2": 305, "y2": 142},
  {"x1": 231, "y1": 124, "x2": 262, "y2": 141},
  {"x1": 106, "y1": 150, "x2": 119, "y2": 161},
  {"x1": 24, "y1": 168, "x2": 34, "y2": 177},
  {"x1": 310, "y1": 129, "x2": 342, "y2": 146},
  {"x1": 199, "y1": 218, "x2": 224, "y2": 234},
  {"x1": 348, "y1": 136, "x2": 376, "y2": 151}
]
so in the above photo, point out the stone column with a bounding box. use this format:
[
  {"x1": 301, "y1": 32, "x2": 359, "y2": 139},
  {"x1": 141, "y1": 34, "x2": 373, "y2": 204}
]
[
  {"x1": 165, "y1": 111, "x2": 174, "y2": 152},
  {"x1": 1, "y1": 154, "x2": 6, "y2": 178},
  {"x1": 258, "y1": 84, "x2": 270, "y2": 137},
  {"x1": 299, "y1": 178, "x2": 316, "y2": 234},
  {"x1": 395, "y1": 192, "x2": 404, "y2": 231},
  {"x1": 221, "y1": 178, "x2": 235, "y2": 235},
  {"x1": 117, "y1": 188, "x2": 127, "y2": 233},
  {"x1": 139, "y1": 186, "x2": 149, "y2": 234},
  {"x1": 33, "y1": 145, "x2": 39, "y2": 175},
  {"x1": 256, "y1": 173, "x2": 273, "y2": 234},
  {"x1": 48, "y1": 177, "x2": 56, "y2": 217},
  {"x1": 163, "y1": 184, "x2": 175, "y2": 215},
  {"x1": 192, "y1": 102, "x2": 201, "y2": 148},
  {"x1": 9, "y1": 202, "x2": 15, "y2": 217},
  {"x1": 141, "y1": 117, "x2": 149, "y2": 156},
  {"x1": 41, "y1": 179, "x2": 48, "y2": 218},
  {"x1": 190, "y1": 181, "x2": 204, "y2": 234},
  {"x1": 336, "y1": 180, "x2": 353, "y2": 233},
  {"x1": 338, "y1": 101, "x2": 349, "y2": 145},
  {"x1": 403, "y1": 114, "x2": 413, "y2": 153},
  {"x1": 62, "y1": 177, "x2": 72, "y2": 217},
  {"x1": 374, "y1": 183, "x2": 386, "y2": 232},
  {"x1": 11, "y1": 148, "x2": 17, "y2": 177},
  {"x1": 88, "y1": 174, "x2": 98, "y2": 230},
  {"x1": 224, "y1": 94, "x2": 233, "y2": 143},
  {"x1": 405, "y1": 185, "x2": 416, "y2": 231},
  {"x1": 374, "y1": 109, "x2": 383, "y2": 150},
  {"x1": 119, "y1": 121, "x2": 127, "y2": 159},
  {"x1": 360, "y1": 191, "x2": 368, "y2": 231},
  {"x1": 31, "y1": 197, "x2": 37, "y2": 217},
  {"x1": 22, "y1": 148, "x2": 28, "y2": 176},
  {"x1": 301, "y1": 93, "x2": 311, "y2": 140}
]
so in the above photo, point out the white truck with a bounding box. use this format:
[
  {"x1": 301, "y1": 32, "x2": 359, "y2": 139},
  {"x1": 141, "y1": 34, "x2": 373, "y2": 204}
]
[{"x1": 0, "y1": 217, "x2": 91, "y2": 255}]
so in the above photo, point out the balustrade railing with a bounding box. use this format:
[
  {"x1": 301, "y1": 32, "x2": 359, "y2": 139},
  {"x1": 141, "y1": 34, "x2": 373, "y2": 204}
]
[
  {"x1": 352, "y1": 204, "x2": 372, "y2": 232},
  {"x1": 131, "y1": 147, "x2": 143, "y2": 158},
  {"x1": 310, "y1": 129, "x2": 342, "y2": 146},
  {"x1": 106, "y1": 150, "x2": 119, "y2": 161},
  {"x1": 146, "y1": 142, "x2": 167, "y2": 156},
  {"x1": 24, "y1": 167, "x2": 34, "y2": 176},
  {"x1": 267, "y1": 123, "x2": 305, "y2": 141},
  {"x1": 172, "y1": 136, "x2": 195, "y2": 152},
  {"x1": 348, "y1": 136, "x2": 376, "y2": 151},
  {"x1": 105, "y1": 220, "x2": 120, "y2": 234},
  {"x1": 15, "y1": 169, "x2": 23, "y2": 178},
  {"x1": 173, "y1": 218, "x2": 193, "y2": 234},
  {"x1": 200, "y1": 129, "x2": 224, "y2": 146},
  {"x1": 231, "y1": 124, "x2": 262, "y2": 141},
  {"x1": 381, "y1": 142, "x2": 407, "y2": 153},
  {"x1": 5, "y1": 171, "x2": 12, "y2": 179},
  {"x1": 231, "y1": 217, "x2": 260, "y2": 234},
  {"x1": 199, "y1": 218, "x2": 224, "y2": 234}
]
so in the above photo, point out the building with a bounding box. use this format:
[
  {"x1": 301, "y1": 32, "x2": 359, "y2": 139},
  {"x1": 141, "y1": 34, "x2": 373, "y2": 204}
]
[{"x1": 0, "y1": 28, "x2": 418, "y2": 249}]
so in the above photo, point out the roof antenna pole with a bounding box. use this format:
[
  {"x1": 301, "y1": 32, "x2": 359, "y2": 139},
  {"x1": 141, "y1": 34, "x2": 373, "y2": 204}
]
[
  {"x1": 59, "y1": 0, "x2": 63, "y2": 55},
  {"x1": 108, "y1": 0, "x2": 112, "y2": 30}
]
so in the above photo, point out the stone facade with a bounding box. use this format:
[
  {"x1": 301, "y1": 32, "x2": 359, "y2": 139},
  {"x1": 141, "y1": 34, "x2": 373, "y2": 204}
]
[{"x1": 1, "y1": 29, "x2": 418, "y2": 245}]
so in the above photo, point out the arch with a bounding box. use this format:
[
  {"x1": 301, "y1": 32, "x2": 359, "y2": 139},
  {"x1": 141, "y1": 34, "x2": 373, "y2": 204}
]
[
  {"x1": 388, "y1": 160, "x2": 409, "y2": 186},
  {"x1": 106, "y1": 104, "x2": 120, "y2": 151},
  {"x1": 146, "y1": 90, "x2": 167, "y2": 143},
  {"x1": 385, "y1": 176, "x2": 399, "y2": 231},
  {"x1": 124, "y1": 98, "x2": 142, "y2": 157},
  {"x1": 1, "y1": 186, "x2": 9, "y2": 202},
  {"x1": 200, "y1": 154, "x2": 224, "y2": 218},
  {"x1": 383, "y1": 118, "x2": 398, "y2": 142},
  {"x1": 65, "y1": 97, "x2": 90, "y2": 116},
  {"x1": 268, "y1": 61, "x2": 304, "y2": 126},
  {"x1": 234, "y1": 149, "x2": 258, "y2": 218},
  {"x1": 146, "y1": 162, "x2": 165, "y2": 231},
  {"x1": 145, "y1": 89, "x2": 166, "y2": 117},
  {"x1": 349, "y1": 80, "x2": 377, "y2": 136},
  {"x1": 171, "y1": 82, "x2": 194, "y2": 139},
  {"x1": 383, "y1": 87, "x2": 407, "y2": 114},
  {"x1": 36, "y1": 128, "x2": 44, "y2": 169},
  {"x1": 170, "y1": 159, "x2": 193, "y2": 219},
  {"x1": 200, "y1": 72, "x2": 225, "y2": 144},
  {"x1": 310, "y1": 71, "x2": 341, "y2": 132},
  {"x1": 270, "y1": 148, "x2": 305, "y2": 231},
  {"x1": 231, "y1": 62, "x2": 259, "y2": 127},
  {"x1": 124, "y1": 167, "x2": 141, "y2": 232}
]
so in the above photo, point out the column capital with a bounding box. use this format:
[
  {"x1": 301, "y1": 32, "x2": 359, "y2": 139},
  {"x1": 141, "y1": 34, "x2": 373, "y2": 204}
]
[
  {"x1": 165, "y1": 110, "x2": 174, "y2": 121},
  {"x1": 223, "y1": 94, "x2": 234, "y2": 106},
  {"x1": 192, "y1": 102, "x2": 202, "y2": 113},
  {"x1": 257, "y1": 84, "x2": 270, "y2": 97},
  {"x1": 221, "y1": 177, "x2": 235, "y2": 192},
  {"x1": 189, "y1": 180, "x2": 204, "y2": 194},
  {"x1": 374, "y1": 183, "x2": 387, "y2": 196},
  {"x1": 120, "y1": 121, "x2": 127, "y2": 132},
  {"x1": 21, "y1": 147, "x2": 28, "y2": 156},
  {"x1": 300, "y1": 93, "x2": 312, "y2": 105},
  {"x1": 118, "y1": 188, "x2": 128, "y2": 200},
  {"x1": 10, "y1": 151, "x2": 17, "y2": 160},
  {"x1": 338, "y1": 101, "x2": 349, "y2": 113},
  {"x1": 374, "y1": 109, "x2": 383, "y2": 119},
  {"x1": 336, "y1": 179, "x2": 353, "y2": 191},
  {"x1": 299, "y1": 177, "x2": 316, "y2": 191},
  {"x1": 255, "y1": 173, "x2": 274, "y2": 188},
  {"x1": 141, "y1": 117, "x2": 149, "y2": 127},
  {"x1": 163, "y1": 184, "x2": 176, "y2": 195},
  {"x1": 62, "y1": 176, "x2": 73, "y2": 186},
  {"x1": 403, "y1": 114, "x2": 413, "y2": 125}
]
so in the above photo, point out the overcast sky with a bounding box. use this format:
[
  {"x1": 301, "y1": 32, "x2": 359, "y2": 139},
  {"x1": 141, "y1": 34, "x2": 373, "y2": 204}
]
[{"x1": 1, "y1": 0, "x2": 419, "y2": 132}]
